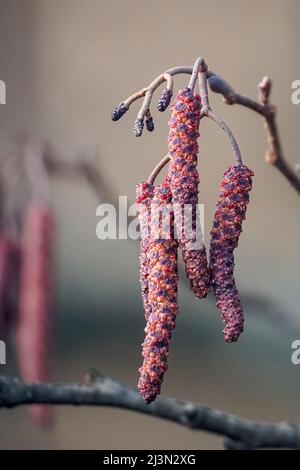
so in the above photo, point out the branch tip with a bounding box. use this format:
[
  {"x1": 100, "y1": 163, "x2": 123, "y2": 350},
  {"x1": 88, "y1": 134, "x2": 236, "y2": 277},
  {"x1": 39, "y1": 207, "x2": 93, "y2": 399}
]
[{"x1": 258, "y1": 76, "x2": 272, "y2": 105}]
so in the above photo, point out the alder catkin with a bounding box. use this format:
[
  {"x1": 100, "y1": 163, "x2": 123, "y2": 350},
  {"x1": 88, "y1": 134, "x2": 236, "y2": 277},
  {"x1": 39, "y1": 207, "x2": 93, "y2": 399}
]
[
  {"x1": 16, "y1": 203, "x2": 54, "y2": 425},
  {"x1": 136, "y1": 182, "x2": 154, "y2": 320},
  {"x1": 111, "y1": 102, "x2": 129, "y2": 121},
  {"x1": 210, "y1": 165, "x2": 254, "y2": 342},
  {"x1": 157, "y1": 89, "x2": 173, "y2": 112},
  {"x1": 168, "y1": 88, "x2": 210, "y2": 299},
  {"x1": 138, "y1": 179, "x2": 179, "y2": 403},
  {"x1": 0, "y1": 237, "x2": 13, "y2": 336}
]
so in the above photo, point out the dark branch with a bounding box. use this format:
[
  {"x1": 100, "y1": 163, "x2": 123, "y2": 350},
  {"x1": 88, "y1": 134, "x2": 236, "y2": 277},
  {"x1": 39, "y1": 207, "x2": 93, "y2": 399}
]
[{"x1": 0, "y1": 371, "x2": 299, "y2": 450}]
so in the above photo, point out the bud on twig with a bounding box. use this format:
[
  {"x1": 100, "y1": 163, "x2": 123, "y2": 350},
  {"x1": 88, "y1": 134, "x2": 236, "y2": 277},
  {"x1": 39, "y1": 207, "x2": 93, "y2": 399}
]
[
  {"x1": 208, "y1": 74, "x2": 236, "y2": 104},
  {"x1": 258, "y1": 77, "x2": 272, "y2": 106},
  {"x1": 145, "y1": 112, "x2": 154, "y2": 132},
  {"x1": 134, "y1": 117, "x2": 144, "y2": 137},
  {"x1": 157, "y1": 89, "x2": 173, "y2": 112},
  {"x1": 111, "y1": 102, "x2": 129, "y2": 121}
]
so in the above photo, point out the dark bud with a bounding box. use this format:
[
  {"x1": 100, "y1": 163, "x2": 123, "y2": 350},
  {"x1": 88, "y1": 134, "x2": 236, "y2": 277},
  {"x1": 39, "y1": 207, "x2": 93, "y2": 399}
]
[
  {"x1": 111, "y1": 102, "x2": 129, "y2": 121},
  {"x1": 145, "y1": 113, "x2": 154, "y2": 132},
  {"x1": 208, "y1": 74, "x2": 235, "y2": 103},
  {"x1": 134, "y1": 118, "x2": 144, "y2": 137},
  {"x1": 157, "y1": 89, "x2": 173, "y2": 112}
]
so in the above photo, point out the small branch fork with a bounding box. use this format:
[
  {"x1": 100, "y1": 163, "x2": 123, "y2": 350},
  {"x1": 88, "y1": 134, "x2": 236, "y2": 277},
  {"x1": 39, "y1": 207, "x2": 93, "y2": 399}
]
[
  {"x1": 197, "y1": 59, "x2": 243, "y2": 166},
  {"x1": 0, "y1": 371, "x2": 299, "y2": 449},
  {"x1": 147, "y1": 58, "x2": 242, "y2": 184},
  {"x1": 112, "y1": 57, "x2": 300, "y2": 193}
]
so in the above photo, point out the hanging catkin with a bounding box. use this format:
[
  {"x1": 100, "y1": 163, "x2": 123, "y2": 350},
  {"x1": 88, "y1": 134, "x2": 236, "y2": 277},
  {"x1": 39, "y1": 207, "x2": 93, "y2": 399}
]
[
  {"x1": 138, "y1": 178, "x2": 179, "y2": 403},
  {"x1": 168, "y1": 88, "x2": 210, "y2": 299},
  {"x1": 136, "y1": 182, "x2": 154, "y2": 320},
  {"x1": 16, "y1": 203, "x2": 54, "y2": 425},
  {"x1": 210, "y1": 165, "x2": 254, "y2": 342},
  {"x1": 0, "y1": 237, "x2": 13, "y2": 336}
]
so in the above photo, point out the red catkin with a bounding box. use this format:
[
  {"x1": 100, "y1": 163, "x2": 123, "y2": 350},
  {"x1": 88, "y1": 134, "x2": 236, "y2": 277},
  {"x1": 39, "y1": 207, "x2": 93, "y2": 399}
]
[
  {"x1": 16, "y1": 203, "x2": 54, "y2": 426},
  {"x1": 210, "y1": 165, "x2": 254, "y2": 342},
  {"x1": 0, "y1": 237, "x2": 14, "y2": 336},
  {"x1": 168, "y1": 88, "x2": 210, "y2": 299},
  {"x1": 138, "y1": 179, "x2": 179, "y2": 403},
  {"x1": 136, "y1": 182, "x2": 154, "y2": 320}
]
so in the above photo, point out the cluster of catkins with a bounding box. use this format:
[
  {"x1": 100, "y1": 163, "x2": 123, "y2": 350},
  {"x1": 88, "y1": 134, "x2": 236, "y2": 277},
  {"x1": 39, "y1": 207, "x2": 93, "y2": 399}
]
[
  {"x1": 137, "y1": 88, "x2": 253, "y2": 403},
  {"x1": 0, "y1": 202, "x2": 54, "y2": 426}
]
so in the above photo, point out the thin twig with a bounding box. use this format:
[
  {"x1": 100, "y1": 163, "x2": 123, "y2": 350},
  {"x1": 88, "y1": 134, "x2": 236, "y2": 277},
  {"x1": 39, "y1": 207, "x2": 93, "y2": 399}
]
[
  {"x1": 23, "y1": 139, "x2": 51, "y2": 203},
  {"x1": 197, "y1": 63, "x2": 243, "y2": 166},
  {"x1": 206, "y1": 110, "x2": 242, "y2": 165},
  {"x1": 198, "y1": 60, "x2": 210, "y2": 111},
  {"x1": 148, "y1": 154, "x2": 170, "y2": 185},
  {"x1": 0, "y1": 372, "x2": 299, "y2": 449},
  {"x1": 188, "y1": 57, "x2": 204, "y2": 92}
]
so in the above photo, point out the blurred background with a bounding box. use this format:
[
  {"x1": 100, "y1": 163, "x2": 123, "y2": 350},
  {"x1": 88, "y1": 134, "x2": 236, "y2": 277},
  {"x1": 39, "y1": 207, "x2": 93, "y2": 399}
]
[{"x1": 0, "y1": 0, "x2": 299, "y2": 449}]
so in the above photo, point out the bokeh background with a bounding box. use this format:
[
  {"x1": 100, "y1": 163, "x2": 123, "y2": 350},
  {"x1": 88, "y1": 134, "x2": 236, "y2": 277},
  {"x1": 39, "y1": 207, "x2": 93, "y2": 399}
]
[{"x1": 0, "y1": 0, "x2": 299, "y2": 449}]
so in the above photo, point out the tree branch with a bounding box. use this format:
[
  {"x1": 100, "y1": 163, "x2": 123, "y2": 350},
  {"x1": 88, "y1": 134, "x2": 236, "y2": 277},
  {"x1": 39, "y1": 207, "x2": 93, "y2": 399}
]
[
  {"x1": 207, "y1": 73, "x2": 300, "y2": 193},
  {"x1": 112, "y1": 61, "x2": 300, "y2": 193},
  {"x1": 0, "y1": 371, "x2": 299, "y2": 449}
]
